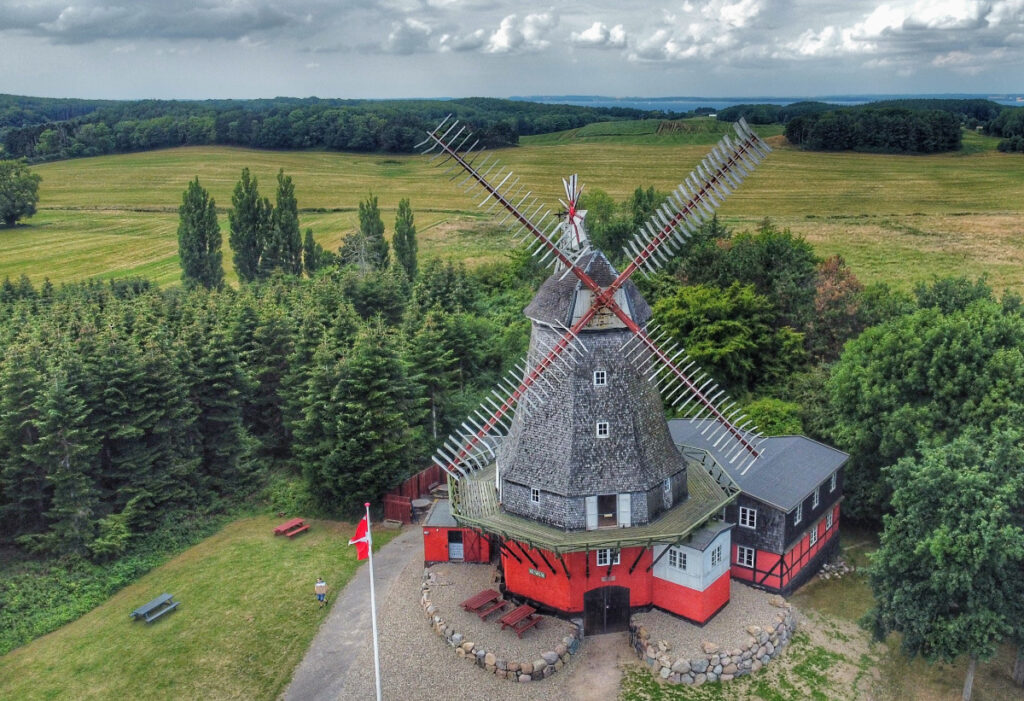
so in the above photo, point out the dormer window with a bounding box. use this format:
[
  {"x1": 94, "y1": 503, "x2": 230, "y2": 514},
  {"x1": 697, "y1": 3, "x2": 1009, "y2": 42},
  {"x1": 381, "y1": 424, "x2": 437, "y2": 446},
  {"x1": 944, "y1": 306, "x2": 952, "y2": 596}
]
[
  {"x1": 829, "y1": 472, "x2": 837, "y2": 493},
  {"x1": 794, "y1": 503, "x2": 803, "y2": 525},
  {"x1": 593, "y1": 370, "x2": 607, "y2": 386},
  {"x1": 596, "y1": 421, "x2": 609, "y2": 438},
  {"x1": 812, "y1": 487, "x2": 820, "y2": 509},
  {"x1": 530, "y1": 487, "x2": 540, "y2": 504}
]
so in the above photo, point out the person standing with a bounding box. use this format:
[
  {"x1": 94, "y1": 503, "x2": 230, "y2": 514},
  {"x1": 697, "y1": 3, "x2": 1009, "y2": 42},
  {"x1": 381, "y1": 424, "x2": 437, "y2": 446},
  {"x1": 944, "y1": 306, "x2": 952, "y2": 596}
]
[{"x1": 314, "y1": 577, "x2": 327, "y2": 607}]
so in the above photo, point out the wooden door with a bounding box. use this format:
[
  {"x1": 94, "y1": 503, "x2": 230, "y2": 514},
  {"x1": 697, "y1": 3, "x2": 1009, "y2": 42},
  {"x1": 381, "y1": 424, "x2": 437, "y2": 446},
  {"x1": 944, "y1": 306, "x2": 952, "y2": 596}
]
[{"x1": 583, "y1": 586, "x2": 630, "y2": 635}]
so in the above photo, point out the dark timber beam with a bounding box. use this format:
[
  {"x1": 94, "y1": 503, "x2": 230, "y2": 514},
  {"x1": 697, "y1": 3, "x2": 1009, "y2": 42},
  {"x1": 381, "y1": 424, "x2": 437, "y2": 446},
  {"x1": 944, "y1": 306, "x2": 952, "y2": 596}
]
[
  {"x1": 536, "y1": 547, "x2": 557, "y2": 575},
  {"x1": 513, "y1": 540, "x2": 539, "y2": 569},
  {"x1": 557, "y1": 553, "x2": 571, "y2": 580},
  {"x1": 500, "y1": 540, "x2": 522, "y2": 565},
  {"x1": 628, "y1": 545, "x2": 648, "y2": 575}
]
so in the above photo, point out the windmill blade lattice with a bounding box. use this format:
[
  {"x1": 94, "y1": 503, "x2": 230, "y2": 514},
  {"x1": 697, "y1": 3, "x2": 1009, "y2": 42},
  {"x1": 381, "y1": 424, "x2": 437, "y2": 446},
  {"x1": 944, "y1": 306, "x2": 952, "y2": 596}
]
[
  {"x1": 622, "y1": 325, "x2": 765, "y2": 474},
  {"x1": 420, "y1": 116, "x2": 773, "y2": 479}
]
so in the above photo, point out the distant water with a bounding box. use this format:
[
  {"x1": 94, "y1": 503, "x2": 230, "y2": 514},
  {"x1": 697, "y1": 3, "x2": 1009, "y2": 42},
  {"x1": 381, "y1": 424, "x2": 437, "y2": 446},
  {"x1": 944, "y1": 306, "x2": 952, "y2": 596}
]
[{"x1": 512, "y1": 94, "x2": 1024, "y2": 112}]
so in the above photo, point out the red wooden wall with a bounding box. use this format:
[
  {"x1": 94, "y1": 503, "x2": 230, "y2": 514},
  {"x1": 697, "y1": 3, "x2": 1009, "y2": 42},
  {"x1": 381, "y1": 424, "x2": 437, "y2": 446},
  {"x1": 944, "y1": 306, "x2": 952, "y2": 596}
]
[{"x1": 423, "y1": 527, "x2": 490, "y2": 563}]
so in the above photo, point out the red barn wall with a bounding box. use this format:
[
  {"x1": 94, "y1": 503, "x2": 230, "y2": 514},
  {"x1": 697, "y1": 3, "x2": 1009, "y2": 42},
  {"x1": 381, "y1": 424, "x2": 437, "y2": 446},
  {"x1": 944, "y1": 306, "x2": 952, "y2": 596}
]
[
  {"x1": 423, "y1": 527, "x2": 490, "y2": 563},
  {"x1": 652, "y1": 568, "x2": 730, "y2": 623},
  {"x1": 502, "y1": 543, "x2": 656, "y2": 613}
]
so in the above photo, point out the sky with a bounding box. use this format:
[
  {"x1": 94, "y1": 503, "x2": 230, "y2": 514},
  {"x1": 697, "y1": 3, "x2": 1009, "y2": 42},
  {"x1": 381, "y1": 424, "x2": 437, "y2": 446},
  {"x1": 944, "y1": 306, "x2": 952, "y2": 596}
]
[{"x1": 1, "y1": 0, "x2": 1023, "y2": 100}]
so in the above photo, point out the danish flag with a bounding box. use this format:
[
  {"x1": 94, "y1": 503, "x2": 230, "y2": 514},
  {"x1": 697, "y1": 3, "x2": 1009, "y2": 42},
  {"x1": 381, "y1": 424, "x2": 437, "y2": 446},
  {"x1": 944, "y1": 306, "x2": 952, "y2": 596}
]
[{"x1": 348, "y1": 515, "x2": 370, "y2": 561}]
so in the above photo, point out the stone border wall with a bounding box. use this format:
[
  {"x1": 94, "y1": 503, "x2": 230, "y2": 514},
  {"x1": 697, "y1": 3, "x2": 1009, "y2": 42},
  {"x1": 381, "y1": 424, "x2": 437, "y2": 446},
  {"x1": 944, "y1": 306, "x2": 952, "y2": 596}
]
[
  {"x1": 629, "y1": 596, "x2": 797, "y2": 686},
  {"x1": 420, "y1": 571, "x2": 583, "y2": 682}
]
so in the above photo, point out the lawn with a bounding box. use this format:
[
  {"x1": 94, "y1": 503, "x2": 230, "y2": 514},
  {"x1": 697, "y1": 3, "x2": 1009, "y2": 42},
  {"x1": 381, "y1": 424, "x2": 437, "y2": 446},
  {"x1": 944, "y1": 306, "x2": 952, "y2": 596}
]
[
  {"x1": 6, "y1": 123, "x2": 1024, "y2": 291},
  {"x1": 0, "y1": 515, "x2": 398, "y2": 701}
]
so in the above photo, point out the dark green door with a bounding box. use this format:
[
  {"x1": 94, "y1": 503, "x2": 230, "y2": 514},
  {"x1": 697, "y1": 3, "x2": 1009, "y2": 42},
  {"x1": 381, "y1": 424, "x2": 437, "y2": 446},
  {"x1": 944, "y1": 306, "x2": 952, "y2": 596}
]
[{"x1": 583, "y1": 586, "x2": 630, "y2": 635}]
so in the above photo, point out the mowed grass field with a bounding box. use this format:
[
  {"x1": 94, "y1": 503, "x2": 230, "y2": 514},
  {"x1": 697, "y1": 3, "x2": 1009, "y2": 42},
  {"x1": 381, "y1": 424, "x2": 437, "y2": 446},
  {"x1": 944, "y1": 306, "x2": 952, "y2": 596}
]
[
  {"x1": 7, "y1": 122, "x2": 1024, "y2": 290},
  {"x1": 0, "y1": 516, "x2": 397, "y2": 701}
]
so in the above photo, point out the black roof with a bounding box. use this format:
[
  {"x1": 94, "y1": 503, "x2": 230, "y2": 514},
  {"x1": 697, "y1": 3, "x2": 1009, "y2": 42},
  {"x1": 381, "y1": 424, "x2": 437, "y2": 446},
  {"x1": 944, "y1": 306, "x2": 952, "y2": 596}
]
[
  {"x1": 524, "y1": 250, "x2": 651, "y2": 328},
  {"x1": 667, "y1": 419, "x2": 848, "y2": 511}
]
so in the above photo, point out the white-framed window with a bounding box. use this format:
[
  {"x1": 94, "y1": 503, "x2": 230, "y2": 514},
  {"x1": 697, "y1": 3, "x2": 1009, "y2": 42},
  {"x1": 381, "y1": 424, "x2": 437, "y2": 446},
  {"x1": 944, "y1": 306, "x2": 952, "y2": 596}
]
[
  {"x1": 812, "y1": 487, "x2": 820, "y2": 509},
  {"x1": 596, "y1": 421, "x2": 609, "y2": 438},
  {"x1": 739, "y1": 506, "x2": 757, "y2": 529},
  {"x1": 737, "y1": 545, "x2": 755, "y2": 568},
  {"x1": 593, "y1": 370, "x2": 607, "y2": 387},
  {"x1": 826, "y1": 511, "x2": 833, "y2": 531},
  {"x1": 530, "y1": 487, "x2": 540, "y2": 504},
  {"x1": 711, "y1": 544, "x2": 722, "y2": 567},
  {"x1": 794, "y1": 503, "x2": 803, "y2": 526},
  {"x1": 809, "y1": 524, "x2": 819, "y2": 546},
  {"x1": 596, "y1": 548, "x2": 620, "y2": 567},
  {"x1": 829, "y1": 472, "x2": 837, "y2": 493},
  {"x1": 668, "y1": 547, "x2": 687, "y2": 571}
]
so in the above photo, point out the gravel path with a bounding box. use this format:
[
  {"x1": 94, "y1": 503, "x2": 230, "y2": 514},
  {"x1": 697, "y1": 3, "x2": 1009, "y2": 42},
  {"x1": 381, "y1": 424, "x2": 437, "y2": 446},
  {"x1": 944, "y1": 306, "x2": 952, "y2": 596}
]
[
  {"x1": 633, "y1": 581, "x2": 784, "y2": 655},
  {"x1": 340, "y1": 542, "x2": 610, "y2": 701}
]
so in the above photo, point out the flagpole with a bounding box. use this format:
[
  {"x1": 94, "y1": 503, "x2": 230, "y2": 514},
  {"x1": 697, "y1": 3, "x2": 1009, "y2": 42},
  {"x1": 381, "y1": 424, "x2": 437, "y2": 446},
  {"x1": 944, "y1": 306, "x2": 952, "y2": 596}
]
[{"x1": 365, "y1": 502, "x2": 383, "y2": 701}]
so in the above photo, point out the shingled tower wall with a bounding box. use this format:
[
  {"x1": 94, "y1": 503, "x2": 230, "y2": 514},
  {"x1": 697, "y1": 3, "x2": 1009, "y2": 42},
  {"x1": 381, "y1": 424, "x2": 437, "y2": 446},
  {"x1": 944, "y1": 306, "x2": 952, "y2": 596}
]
[{"x1": 497, "y1": 251, "x2": 689, "y2": 530}]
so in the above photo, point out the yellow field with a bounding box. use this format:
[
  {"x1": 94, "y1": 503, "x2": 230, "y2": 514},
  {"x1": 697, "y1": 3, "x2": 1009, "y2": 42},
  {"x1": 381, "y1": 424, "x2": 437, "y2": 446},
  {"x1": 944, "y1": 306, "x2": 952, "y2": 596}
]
[{"x1": 8, "y1": 132, "x2": 1024, "y2": 290}]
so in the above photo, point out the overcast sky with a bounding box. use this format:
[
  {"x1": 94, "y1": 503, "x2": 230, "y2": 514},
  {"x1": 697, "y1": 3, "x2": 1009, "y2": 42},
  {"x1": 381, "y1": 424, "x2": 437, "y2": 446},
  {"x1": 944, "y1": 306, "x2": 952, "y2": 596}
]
[{"x1": 1, "y1": 0, "x2": 1023, "y2": 100}]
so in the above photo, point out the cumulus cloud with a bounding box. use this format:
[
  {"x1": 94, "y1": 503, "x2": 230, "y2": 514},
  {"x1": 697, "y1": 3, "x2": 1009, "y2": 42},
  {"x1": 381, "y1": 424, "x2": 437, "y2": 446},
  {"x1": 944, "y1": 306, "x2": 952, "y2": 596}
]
[
  {"x1": 383, "y1": 17, "x2": 433, "y2": 54},
  {"x1": 570, "y1": 22, "x2": 627, "y2": 49},
  {"x1": 485, "y1": 12, "x2": 557, "y2": 53}
]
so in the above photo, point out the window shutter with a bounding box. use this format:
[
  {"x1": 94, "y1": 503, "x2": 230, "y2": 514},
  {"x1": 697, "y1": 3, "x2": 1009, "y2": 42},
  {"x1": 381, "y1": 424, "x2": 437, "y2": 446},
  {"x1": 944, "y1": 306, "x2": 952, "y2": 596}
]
[
  {"x1": 585, "y1": 496, "x2": 598, "y2": 530},
  {"x1": 617, "y1": 493, "x2": 631, "y2": 528}
]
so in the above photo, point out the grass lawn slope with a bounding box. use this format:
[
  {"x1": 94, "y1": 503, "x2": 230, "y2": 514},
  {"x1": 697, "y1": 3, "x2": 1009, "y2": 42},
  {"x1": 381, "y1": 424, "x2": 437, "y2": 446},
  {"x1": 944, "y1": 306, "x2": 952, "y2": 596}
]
[{"x1": 0, "y1": 515, "x2": 397, "y2": 701}]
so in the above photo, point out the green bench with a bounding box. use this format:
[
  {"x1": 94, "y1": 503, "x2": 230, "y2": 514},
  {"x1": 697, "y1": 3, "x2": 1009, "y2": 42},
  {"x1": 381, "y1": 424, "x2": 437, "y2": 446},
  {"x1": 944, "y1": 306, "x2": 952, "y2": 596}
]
[{"x1": 130, "y1": 593, "x2": 179, "y2": 623}]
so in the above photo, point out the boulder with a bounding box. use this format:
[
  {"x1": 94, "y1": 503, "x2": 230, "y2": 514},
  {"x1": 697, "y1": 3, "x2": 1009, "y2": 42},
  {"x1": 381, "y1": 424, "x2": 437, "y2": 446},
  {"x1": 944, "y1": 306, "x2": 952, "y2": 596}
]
[
  {"x1": 533, "y1": 659, "x2": 547, "y2": 675},
  {"x1": 671, "y1": 659, "x2": 691, "y2": 674},
  {"x1": 520, "y1": 661, "x2": 533, "y2": 675},
  {"x1": 542, "y1": 651, "x2": 559, "y2": 665},
  {"x1": 660, "y1": 666, "x2": 671, "y2": 679},
  {"x1": 701, "y1": 641, "x2": 720, "y2": 654},
  {"x1": 690, "y1": 658, "x2": 709, "y2": 674},
  {"x1": 484, "y1": 652, "x2": 496, "y2": 667},
  {"x1": 519, "y1": 674, "x2": 532, "y2": 683}
]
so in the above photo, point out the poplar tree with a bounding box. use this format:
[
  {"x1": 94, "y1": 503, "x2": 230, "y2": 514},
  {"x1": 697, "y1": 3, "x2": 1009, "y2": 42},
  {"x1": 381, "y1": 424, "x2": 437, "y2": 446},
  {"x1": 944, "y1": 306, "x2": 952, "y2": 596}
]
[
  {"x1": 177, "y1": 177, "x2": 224, "y2": 290},
  {"x1": 260, "y1": 169, "x2": 303, "y2": 277},
  {"x1": 228, "y1": 168, "x2": 271, "y2": 283},
  {"x1": 392, "y1": 198, "x2": 418, "y2": 280}
]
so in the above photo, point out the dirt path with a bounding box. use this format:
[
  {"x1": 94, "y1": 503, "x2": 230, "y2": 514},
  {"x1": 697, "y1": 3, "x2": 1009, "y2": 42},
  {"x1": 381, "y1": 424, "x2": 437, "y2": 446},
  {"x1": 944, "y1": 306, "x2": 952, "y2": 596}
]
[{"x1": 562, "y1": 632, "x2": 633, "y2": 701}]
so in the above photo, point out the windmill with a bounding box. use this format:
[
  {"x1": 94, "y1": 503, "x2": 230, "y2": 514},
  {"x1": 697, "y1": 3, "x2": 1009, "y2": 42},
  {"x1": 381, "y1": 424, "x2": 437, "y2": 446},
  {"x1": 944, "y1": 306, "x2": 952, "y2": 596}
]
[
  {"x1": 418, "y1": 117, "x2": 771, "y2": 485},
  {"x1": 416, "y1": 116, "x2": 774, "y2": 630}
]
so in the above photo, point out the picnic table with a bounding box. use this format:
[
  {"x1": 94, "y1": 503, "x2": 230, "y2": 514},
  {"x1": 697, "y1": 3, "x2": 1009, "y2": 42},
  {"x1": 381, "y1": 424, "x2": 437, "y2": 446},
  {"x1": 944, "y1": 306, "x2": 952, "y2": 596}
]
[
  {"x1": 130, "y1": 593, "x2": 179, "y2": 623},
  {"x1": 499, "y1": 603, "x2": 542, "y2": 638},
  {"x1": 274, "y1": 517, "x2": 309, "y2": 538},
  {"x1": 461, "y1": 588, "x2": 500, "y2": 612}
]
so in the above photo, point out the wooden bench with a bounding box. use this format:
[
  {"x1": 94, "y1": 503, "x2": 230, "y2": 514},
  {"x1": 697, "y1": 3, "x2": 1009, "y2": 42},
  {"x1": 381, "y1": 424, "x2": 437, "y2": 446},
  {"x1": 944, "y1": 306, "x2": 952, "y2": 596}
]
[
  {"x1": 274, "y1": 518, "x2": 304, "y2": 536},
  {"x1": 499, "y1": 604, "x2": 542, "y2": 638},
  {"x1": 130, "y1": 593, "x2": 180, "y2": 624},
  {"x1": 461, "y1": 588, "x2": 500, "y2": 613}
]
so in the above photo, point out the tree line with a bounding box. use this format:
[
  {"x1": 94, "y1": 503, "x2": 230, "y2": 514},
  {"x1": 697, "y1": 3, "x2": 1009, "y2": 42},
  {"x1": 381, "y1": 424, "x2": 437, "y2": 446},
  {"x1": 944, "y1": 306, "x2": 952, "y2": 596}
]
[
  {"x1": 0, "y1": 95, "x2": 652, "y2": 162},
  {"x1": 784, "y1": 108, "x2": 962, "y2": 153}
]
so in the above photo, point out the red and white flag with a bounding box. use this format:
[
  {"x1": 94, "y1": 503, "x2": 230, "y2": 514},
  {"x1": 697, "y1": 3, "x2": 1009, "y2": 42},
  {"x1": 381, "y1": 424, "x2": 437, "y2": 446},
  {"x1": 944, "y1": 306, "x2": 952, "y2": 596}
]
[{"x1": 349, "y1": 515, "x2": 370, "y2": 561}]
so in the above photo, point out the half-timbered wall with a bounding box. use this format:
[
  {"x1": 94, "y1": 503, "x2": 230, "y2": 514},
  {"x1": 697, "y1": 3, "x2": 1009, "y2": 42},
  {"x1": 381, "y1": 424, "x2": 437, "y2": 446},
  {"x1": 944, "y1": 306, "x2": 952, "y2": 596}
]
[
  {"x1": 730, "y1": 503, "x2": 841, "y2": 593},
  {"x1": 782, "y1": 468, "x2": 843, "y2": 549}
]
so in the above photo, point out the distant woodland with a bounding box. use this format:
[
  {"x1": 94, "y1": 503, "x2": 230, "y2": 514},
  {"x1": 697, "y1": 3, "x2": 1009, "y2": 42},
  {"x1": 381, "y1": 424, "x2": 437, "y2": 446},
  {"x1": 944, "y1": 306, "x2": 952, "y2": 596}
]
[{"x1": 3, "y1": 94, "x2": 1023, "y2": 160}]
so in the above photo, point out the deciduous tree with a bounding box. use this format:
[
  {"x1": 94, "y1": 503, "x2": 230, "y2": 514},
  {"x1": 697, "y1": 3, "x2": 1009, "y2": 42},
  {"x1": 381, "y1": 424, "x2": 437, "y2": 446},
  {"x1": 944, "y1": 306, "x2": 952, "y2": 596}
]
[
  {"x1": 228, "y1": 168, "x2": 271, "y2": 283},
  {"x1": 177, "y1": 177, "x2": 224, "y2": 290},
  {"x1": 0, "y1": 159, "x2": 41, "y2": 227},
  {"x1": 868, "y1": 430, "x2": 1024, "y2": 701}
]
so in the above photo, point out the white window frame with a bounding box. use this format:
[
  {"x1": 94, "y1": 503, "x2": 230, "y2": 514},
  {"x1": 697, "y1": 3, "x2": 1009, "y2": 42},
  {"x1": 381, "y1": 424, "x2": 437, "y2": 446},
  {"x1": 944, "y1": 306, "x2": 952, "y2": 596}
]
[
  {"x1": 826, "y1": 511, "x2": 833, "y2": 531},
  {"x1": 593, "y1": 370, "x2": 607, "y2": 387},
  {"x1": 794, "y1": 503, "x2": 803, "y2": 526},
  {"x1": 739, "y1": 506, "x2": 757, "y2": 529},
  {"x1": 829, "y1": 472, "x2": 837, "y2": 493},
  {"x1": 737, "y1": 545, "x2": 755, "y2": 568},
  {"x1": 596, "y1": 548, "x2": 620, "y2": 567},
  {"x1": 809, "y1": 523, "x2": 819, "y2": 546},
  {"x1": 668, "y1": 547, "x2": 687, "y2": 571},
  {"x1": 530, "y1": 487, "x2": 540, "y2": 504},
  {"x1": 812, "y1": 487, "x2": 820, "y2": 509},
  {"x1": 710, "y1": 544, "x2": 722, "y2": 567},
  {"x1": 596, "y1": 421, "x2": 609, "y2": 438}
]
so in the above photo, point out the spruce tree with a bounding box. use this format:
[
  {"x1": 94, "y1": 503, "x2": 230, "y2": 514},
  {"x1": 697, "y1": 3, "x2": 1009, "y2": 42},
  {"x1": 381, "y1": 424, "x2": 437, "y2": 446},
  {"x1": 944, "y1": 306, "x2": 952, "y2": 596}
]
[
  {"x1": 406, "y1": 309, "x2": 458, "y2": 445},
  {"x1": 228, "y1": 168, "x2": 272, "y2": 283},
  {"x1": 392, "y1": 198, "x2": 417, "y2": 280},
  {"x1": 177, "y1": 177, "x2": 224, "y2": 290},
  {"x1": 33, "y1": 362, "x2": 98, "y2": 556},
  {"x1": 0, "y1": 342, "x2": 47, "y2": 534},
  {"x1": 260, "y1": 169, "x2": 303, "y2": 277},
  {"x1": 305, "y1": 319, "x2": 414, "y2": 512}
]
